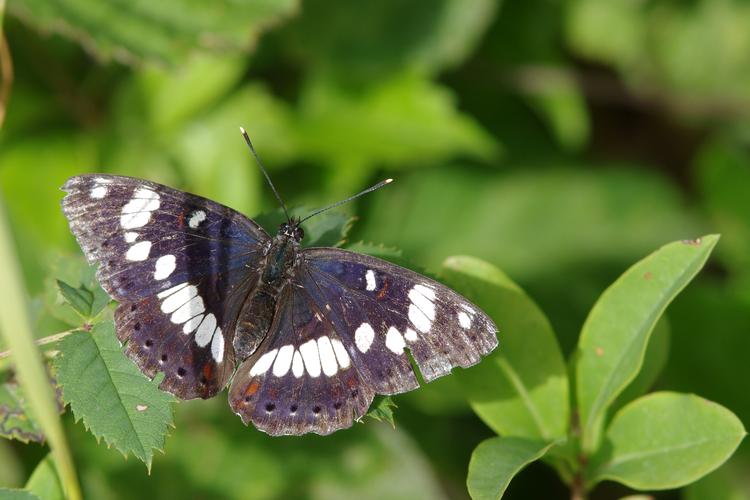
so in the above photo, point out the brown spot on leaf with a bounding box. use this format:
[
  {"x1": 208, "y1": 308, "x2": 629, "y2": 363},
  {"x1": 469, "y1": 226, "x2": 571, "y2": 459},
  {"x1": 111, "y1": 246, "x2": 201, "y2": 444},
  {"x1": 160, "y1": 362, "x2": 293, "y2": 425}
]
[
  {"x1": 644, "y1": 271, "x2": 653, "y2": 280},
  {"x1": 681, "y1": 237, "x2": 702, "y2": 246},
  {"x1": 595, "y1": 347, "x2": 604, "y2": 357}
]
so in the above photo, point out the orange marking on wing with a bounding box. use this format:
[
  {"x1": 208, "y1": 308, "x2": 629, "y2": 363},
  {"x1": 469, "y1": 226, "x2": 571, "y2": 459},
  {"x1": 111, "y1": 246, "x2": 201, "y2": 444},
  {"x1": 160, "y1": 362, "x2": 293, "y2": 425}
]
[
  {"x1": 377, "y1": 280, "x2": 390, "y2": 300},
  {"x1": 245, "y1": 380, "x2": 260, "y2": 396}
]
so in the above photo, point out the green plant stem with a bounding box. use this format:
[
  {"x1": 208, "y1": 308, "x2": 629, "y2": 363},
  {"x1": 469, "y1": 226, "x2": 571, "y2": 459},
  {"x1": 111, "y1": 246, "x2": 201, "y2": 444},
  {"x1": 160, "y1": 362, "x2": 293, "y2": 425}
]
[
  {"x1": 0, "y1": 328, "x2": 79, "y2": 360},
  {"x1": 0, "y1": 200, "x2": 82, "y2": 500}
]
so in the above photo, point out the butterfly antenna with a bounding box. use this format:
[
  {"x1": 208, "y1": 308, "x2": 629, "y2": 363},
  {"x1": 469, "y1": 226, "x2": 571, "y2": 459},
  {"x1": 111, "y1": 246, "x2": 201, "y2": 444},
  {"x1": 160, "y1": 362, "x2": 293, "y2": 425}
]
[
  {"x1": 240, "y1": 127, "x2": 291, "y2": 222},
  {"x1": 299, "y1": 178, "x2": 393, "y2": 224}
]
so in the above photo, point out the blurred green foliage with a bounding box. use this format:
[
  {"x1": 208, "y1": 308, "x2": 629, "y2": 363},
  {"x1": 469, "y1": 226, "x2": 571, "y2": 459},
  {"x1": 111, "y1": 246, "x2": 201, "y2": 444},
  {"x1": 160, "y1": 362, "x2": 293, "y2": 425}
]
[{"x1": 1, "y1": 0, "x2": 750, "y2": 498}]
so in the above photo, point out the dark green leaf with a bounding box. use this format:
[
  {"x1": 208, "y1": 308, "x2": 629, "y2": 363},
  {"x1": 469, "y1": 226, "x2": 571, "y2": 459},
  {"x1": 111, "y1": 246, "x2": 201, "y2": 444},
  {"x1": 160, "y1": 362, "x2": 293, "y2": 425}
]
[
  {"x1": 0, "y1": 372, "x2": 44, "y2": 443},
  {"x1": 365, "y1": 396, "x2": 397, "y2": 428},
  {"x1": 467, "y1": 437, "x2": 554, "y2": 500},
  {"x1": 8, "y1": 0, "x2": 298, "y2": 66},
  {"x1": 55, "y1": 280, "x2": 93, "y2": 318},
  {"x1": 576, "y1": 235, "x2": 719, "y2": 453},
  {"x1": 53, "y1": 323, "x2": 175, "y2": 469},
  {"x1": 589, "y1": 392, "x2": 746, "y2": 490}
]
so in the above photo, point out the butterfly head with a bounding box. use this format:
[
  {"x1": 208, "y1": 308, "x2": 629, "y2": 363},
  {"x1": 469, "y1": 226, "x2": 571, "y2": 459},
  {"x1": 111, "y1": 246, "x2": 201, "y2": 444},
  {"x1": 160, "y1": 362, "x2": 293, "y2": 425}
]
[{"x1": 278, "y1": 218, "x2": 304, "y2": 242}]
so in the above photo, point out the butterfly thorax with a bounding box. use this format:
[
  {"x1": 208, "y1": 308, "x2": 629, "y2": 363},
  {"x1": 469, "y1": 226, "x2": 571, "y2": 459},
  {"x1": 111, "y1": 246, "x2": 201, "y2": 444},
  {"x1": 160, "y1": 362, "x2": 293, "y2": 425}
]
[{"x1": 233, "y1": 230, "x2": 301, "y2": 361}]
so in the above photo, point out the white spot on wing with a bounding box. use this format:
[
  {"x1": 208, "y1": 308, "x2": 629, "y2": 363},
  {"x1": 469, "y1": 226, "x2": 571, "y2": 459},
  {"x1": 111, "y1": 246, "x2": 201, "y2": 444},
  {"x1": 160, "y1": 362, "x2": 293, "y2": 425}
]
[
  {"x1": 458, "y1": 311, "x2": 471, "y2": 329},
  {"x1": 365, "y1": 270, "x2": 376, "y2": 291},
  {"x1": 160, "y1": 285, "x2": 197, "y2": 313},
  {"x1": 331, "y1": 338, "x2": 350, "y2": 369},
  {"x1": 170, "y1": 295, "x2": 204, "y2": 324},
  {"x1": 194, "y1": 313, "x2": 216, "y2": 347},
  {"x1": 157, "y1": 282, "x2": 187, "y2": 299},
  {"x1": 354, "y1": 323, "x2": 375, "y2": 353},
  {"x1": 317, "y1": 336, "x2": 338, "y2": 377},
  {"x1": 461, "y1": 304, "x2": 475, "y2": 315},
  {"x1": 250, "y1": 349, "x2": 278, "y2": 376},
  {"x1": 292, "y1": 350, "x2": 304, "y2": 378},
  {"x1": 120, "y1": 188, "x2": 160, "y2": 229},
  {"x1": 125, "y1": 241, "x2": 152, "y2": 261},
  {"x1": 299, "y1": 339, "x2": 321, "y2": 377},
  {"x1": 211, "y1": 328, "x2": 224, "y2": 363},
  {"x1": 182, "y1": 314, "x2": 203, "y2": 334},
  {"x1": 90, "y1": 186, "x2": 107, "y2": 199},
  {"x1": 273, "y1": 345, "x2": 294, "y2": 377},
  {"x1": 385, "y1": 327, "x2": 406, "y2": 354},
  {"x1": 404, "y1": 328, "x2": 418, "y2": 342},
  {"x1": 409, "y1": 304, "x2": 431, "y2": 333},
  {"x1": 188, "y1": 210, "x2": 207, "y2": 229},
  {"x1": 154, "y1": 254, "x2": 176, "y2": 280},
  {"x1": 124, "y1": 232, "x2": 138, "y2": 243},
  {"x1": 409, "y1": 286, "x2": 435, "y2": 320}
]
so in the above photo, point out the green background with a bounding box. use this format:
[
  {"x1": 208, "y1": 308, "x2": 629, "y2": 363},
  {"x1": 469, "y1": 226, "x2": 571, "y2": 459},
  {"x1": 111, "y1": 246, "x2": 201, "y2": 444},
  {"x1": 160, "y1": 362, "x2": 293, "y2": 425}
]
[{"x1": 1, "y1": 0, "x2": 749, "y2": 498}]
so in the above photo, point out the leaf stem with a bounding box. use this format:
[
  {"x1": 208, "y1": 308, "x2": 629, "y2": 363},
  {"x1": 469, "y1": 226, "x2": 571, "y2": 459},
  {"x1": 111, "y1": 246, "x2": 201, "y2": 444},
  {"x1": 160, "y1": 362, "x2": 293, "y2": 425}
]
[
  {"x1": 0, "y1": 21, "x2": 13, "y2": 129},
  {"x1": 0, "y1": 328, "x2": 79, "y2": 360},
  {"x1": 0, "y1": 201, "x2": 82, "y2": 500}
]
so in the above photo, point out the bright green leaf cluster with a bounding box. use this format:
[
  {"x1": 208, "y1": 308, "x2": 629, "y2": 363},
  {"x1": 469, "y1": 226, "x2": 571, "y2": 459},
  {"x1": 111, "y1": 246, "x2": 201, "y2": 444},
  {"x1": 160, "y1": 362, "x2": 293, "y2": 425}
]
[{"x1": 447, "y1": 235, "x2": 746, "y2": 498}]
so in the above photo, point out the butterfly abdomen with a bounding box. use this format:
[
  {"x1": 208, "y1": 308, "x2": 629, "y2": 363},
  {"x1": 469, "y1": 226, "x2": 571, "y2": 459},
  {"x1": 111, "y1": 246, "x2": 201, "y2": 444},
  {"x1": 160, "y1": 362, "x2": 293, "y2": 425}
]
[{"x1": 233, "y1": 235, "x2": 299, "y2": 361}]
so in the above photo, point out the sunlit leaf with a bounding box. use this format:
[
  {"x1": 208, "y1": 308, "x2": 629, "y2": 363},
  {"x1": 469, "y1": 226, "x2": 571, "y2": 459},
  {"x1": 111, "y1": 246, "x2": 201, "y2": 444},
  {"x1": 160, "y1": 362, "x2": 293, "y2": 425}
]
[
  {"x1": 576, "y1": 235, "x2": 719, "y2": 452},
  {"x1": 0, "y1": 489, "x2": 41, "y2": 500},
  {"x1": 53, "y1": 323, "x2": 175, "y2": 469},
  {"x1": 443, "y1": 256, "x2": 569, "y2": 441},
  {"x1": 25, "y1": 455, "x2": 64, "y2": 500},
  {"x1": 589, "y1": 392, "x2": 746, "y2": 490},
  {"x1": 467, "y1": 437, "x2": 554, "y2": 500}
]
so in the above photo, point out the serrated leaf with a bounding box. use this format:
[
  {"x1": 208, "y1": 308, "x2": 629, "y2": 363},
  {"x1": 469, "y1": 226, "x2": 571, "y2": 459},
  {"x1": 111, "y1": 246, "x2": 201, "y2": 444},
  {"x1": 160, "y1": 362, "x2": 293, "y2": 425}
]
[
  {"x1": 589, "y1": 392, "x2": 746, "y2": 490},
  {"x1": 0, "y1": 489, "x2": 41, "y2": 500},
  {"x1": 467, "y1": 437, "x2": 554, "y2": 500},
  {"x1": 576, "y1": 234, "x2": 719, "y2": 453},
  {"x1": 55, "y1": 280, "x2": 93, "y2": 318},
  {"x1": 442, "y1": 256, "x2": 569, "y2": 441},
  {"x1": 0, "y1": 373, "x2": 44, "y2": 443},
  {"x1": 365, "y1": 396, "x2": 397, "y2": 428},
  {"x1": 25, "y1": 455, "x2": 63, "y2": 500},
  {"x1": 53, "y1": 323, "x2": 175, "y2": 469},
  {"x1": 8, "y1": 0, "x2": 299, "y2": 66}
]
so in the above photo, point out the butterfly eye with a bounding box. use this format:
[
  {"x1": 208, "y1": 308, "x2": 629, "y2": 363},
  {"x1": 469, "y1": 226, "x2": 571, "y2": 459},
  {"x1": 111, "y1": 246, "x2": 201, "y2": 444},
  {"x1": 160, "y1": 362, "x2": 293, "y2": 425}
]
[{"x1": 294, "y1": 226, "x2": 304, "y2": 241}]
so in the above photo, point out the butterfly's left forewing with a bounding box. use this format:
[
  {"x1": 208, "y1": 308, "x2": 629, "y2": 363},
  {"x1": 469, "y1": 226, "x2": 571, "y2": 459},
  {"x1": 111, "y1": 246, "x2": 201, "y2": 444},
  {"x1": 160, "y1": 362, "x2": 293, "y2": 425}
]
[
  {"x1": 229, "y1": 247, "x2": 498, "y2": 435},
  {"x1": 62, "y1": 174, "x2": 270, "y2": 398}
]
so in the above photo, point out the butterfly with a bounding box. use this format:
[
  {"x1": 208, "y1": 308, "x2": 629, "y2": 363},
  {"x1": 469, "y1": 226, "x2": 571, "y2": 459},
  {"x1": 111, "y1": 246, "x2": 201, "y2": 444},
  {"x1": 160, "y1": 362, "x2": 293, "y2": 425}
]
[{"x1": 60, "y1": 130, "x2": 499, "y2": 436}]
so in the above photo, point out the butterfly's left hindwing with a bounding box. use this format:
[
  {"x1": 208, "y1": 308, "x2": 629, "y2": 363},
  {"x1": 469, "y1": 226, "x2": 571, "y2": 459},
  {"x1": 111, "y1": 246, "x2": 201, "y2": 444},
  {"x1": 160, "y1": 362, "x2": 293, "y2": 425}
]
[{"x1": 62, "y1": 174, "x2": 270, "y2": 398}]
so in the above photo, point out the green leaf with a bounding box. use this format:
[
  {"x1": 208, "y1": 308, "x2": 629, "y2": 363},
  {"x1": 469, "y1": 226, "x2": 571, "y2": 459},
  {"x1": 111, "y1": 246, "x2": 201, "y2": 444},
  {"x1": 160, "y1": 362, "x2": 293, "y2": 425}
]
[
  {"x1": 589, "y1": 392, "x2": 746, "y2": 490},
  {"x1": 55, "y1": 280, "x2": 93, "y2": 318},
  {"x1": 442, "y1": 256, "x2": 569, "y2": 441},
  {"x1": 296, "y1": 73, "x2": 498, "y2": 187},
  {"x1": 283, "y1": 0, "x2": 497, "y2": 79},
  {"x1": 0, "y1": 489, "x2": 41, "y2": 500},
  {"x1": 576, "y1": 234, "x2": 719, "y2": 452},
  {"x1": 53, "y1": 323, "x2": 175, "y2": 469},
  {"x1": 26, "y1": 455, "x2": 64, "y2": 500},
  {"x1": 8, "y1": 0, "x2": 299, "y2": 66},
  {"x1": 365, "y1": 396, "x2": 397, "y2": 428},
  {"x1": 0, "y1": 371, "x2": 44, "y2": 443},
  {"x1": 610, "y1": 317, "x2": 670, "y2": 413},
  {"x1": 467, "y1": 437, "x2": 554, "y2": 500}
]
